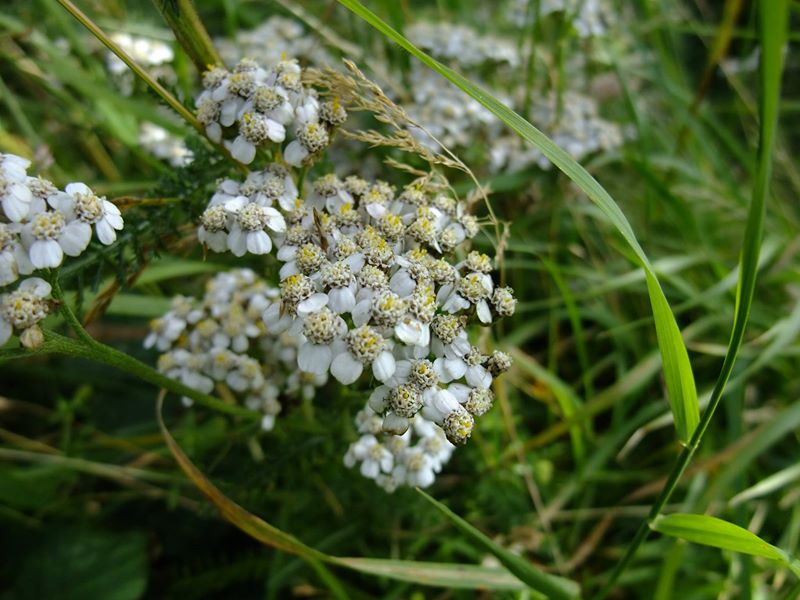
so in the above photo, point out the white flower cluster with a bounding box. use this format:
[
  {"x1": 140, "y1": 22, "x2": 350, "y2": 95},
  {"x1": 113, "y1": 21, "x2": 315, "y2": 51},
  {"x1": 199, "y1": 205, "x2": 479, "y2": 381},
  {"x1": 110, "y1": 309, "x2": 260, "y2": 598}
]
[
  {"x1": 395, "y1": 21, "x2": 625, "y2": 173},
  {"x1": 146, "y1": 268, "x2": 327, "y2": 431},
  {"x1": 106, "y1": 32, "x2": 175, "y2": 96},
  {"x1": 403, "y1": 65, "x2": 507, "y2": 152},
  {"x1": 196, "y1": 166, "x2": 516, "y2": 449},
  {"x1": 506, "y1": 0, "x2": 611, "y2": 38},
  {"x1": 215, "y1": 16, "x2": 333, "y2": 69},
  {"x1": 197, "y1": 164, "x2": 292, "y2": 257},
  {"x1": 138, "y1": 123, "x2": 193, "y2": 168},
  {"x1": 0, "y1": 153, "x2": 123, "y2": 285},
  {"x1": 345, "y1": 405, "x2": 455, "y2": 492},
  {"x1": 490, "y1": 91, "x2": 624, "y2": 171},
  {"x1": 0, "y1": 277, "x2": 52, "y2": 349},
  {"x1": 196, "y1": 57, "x2": 345, "y2": 165},
  {"x1": 406, "y1": 22, "x2": 519, "y2": 68}
]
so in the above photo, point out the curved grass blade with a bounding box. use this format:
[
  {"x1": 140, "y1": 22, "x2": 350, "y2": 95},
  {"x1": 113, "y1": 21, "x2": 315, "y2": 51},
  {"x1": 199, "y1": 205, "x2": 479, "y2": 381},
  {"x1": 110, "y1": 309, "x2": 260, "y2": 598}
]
[
  {"x1": 651, "y1": 514, "x2": 800, "y2": 579},
  {"x1": 417, "y1": 490, "x2": 581, "y2": 600},
  {"x1": 156, "y1": 398, "x2": 530, "y2": 591},
  {"x1": 334, "y1": 558, "x2": 527, "y2": 590},
  {"x1": 150, "y1": 0, "x2": 223, "y2": 72},
  {"x1": 335, "y1": 0, "x2": 699, "y2": 442}
]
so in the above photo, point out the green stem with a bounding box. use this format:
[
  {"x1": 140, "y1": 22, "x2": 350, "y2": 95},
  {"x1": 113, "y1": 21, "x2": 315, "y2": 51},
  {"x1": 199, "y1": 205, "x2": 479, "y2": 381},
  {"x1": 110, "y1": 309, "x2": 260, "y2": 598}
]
[
  {"x1": 34, "y1": 331, "x2": 257, "y2": 420},
  {"x1": 54, "y1": 0, "x2": 202, "y2": 133},
  {"x1": 150, "y1": 0, "x2": 223, "y2": 72}
]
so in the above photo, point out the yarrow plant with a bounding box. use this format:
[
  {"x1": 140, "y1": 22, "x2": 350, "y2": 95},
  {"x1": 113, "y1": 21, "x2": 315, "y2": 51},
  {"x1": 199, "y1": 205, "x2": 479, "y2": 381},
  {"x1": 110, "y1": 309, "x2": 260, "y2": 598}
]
[
  {"x1": 140, "y1": 52, "x2": 518, "y2": 490},
  {"x1": 195, "y1": 57, "x2": 346, "y2": 165},
  {"x1": 0, "y1": 152, "x2": 125, "y2": 347},
  {"x1": 2, "y1": 2, "x2": 792, "y2": 597}
]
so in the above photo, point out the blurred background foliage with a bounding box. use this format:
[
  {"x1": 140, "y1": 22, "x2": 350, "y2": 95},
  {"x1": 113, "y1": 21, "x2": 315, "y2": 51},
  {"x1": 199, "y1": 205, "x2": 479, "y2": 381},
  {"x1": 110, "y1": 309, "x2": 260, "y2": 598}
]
[{"x1": 1, "y1": 0, "x2": 799, "y2": 598}]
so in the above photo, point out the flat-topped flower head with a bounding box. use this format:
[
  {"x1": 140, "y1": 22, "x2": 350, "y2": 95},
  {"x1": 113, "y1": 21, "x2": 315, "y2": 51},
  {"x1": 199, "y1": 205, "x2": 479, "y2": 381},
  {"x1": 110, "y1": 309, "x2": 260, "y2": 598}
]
[
  {"x1": 487, "y1": 350, "x2": 513, "y2": 376},
  {"x1": 279, "y1": 273, "x2": 317, "y2": 315},
  {"x1": 463, "y1": 250, "x2": 493, "y2": 273},
  {"x1": 148, "y1": 269, "x2": 327, "y2": 428},
  {"x1": 343, "y1": 175, "x2": 370, "y2": 198},
  {"x1": 49, "y1": 183, "x2": 124, "y2": 247},
  {"x1": 492, "y1": 286, "x2": 517, "y2": 317}
]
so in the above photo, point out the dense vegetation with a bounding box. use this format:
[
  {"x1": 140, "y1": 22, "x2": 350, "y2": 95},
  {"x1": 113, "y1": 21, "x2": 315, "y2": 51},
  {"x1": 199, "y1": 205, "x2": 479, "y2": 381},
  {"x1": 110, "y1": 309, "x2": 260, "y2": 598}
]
[{"x1": 0, "y1": 1, "x2": 798, "y2": 598}]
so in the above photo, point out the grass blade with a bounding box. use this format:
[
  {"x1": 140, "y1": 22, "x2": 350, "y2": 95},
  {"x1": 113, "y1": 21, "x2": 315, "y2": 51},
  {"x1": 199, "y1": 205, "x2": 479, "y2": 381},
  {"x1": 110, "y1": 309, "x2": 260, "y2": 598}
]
[
  {"x1": 334, "y1": 558, "x2": 527, "y2": 590},
  {"x1": 417, "y1": 489, "x2": 581, "y2": 599},
  {"x1": 651, "y1": 513, "x2": 800, "y2": 578},
  {"x1": 597, "y1": 1, "x2": 791, "y2": 595},
  {"x1": 150, "y1": 0, "x2": 223, "y2": 72},
  {"x1": 335, "y1": 0, "x2": 699, "y2": 442}
]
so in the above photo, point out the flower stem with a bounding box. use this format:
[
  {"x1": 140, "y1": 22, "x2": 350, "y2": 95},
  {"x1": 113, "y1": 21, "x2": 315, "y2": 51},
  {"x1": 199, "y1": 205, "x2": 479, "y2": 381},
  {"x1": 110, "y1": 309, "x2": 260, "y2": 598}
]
[{"x1": 41, "y1": 330, "x2": 256, "y2": 420}]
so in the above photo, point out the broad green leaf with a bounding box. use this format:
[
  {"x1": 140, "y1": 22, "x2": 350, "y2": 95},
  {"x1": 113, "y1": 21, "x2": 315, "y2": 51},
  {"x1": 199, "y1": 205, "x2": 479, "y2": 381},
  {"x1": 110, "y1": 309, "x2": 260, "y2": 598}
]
[
  {"x1": 651, "y1": 514, "x2": 800, "y2": 578},
  {"x1": 156, "y1": 399, "x2": 530, "y2": 591},
  {"x1": 417, "y1": 490, "x2": 581, "y2": 600},
  {"x1": 336, "y1": 0, "x2": 699, "y2": 442}
]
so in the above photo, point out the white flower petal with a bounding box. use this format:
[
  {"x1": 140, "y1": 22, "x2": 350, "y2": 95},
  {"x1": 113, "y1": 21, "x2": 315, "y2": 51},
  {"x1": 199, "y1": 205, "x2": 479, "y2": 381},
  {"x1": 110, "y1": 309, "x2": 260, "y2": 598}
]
[
  {"x1": 476, "y1": 299, "x2": 492, "y2": 324},
  {"x1": 263, "y1": 208, "x2": 286, "y2": 232},
  {"x1": 266, "y1": 120, "x2": 286, "y2": 142},
  {"x1": 296, "y1": 292, "x2": 328, "y2": 315},
  {"x1": 227, "y1": 228, "x2": 248, "y2": 257},
  {"x1": 18, "y1": 277, "x2": 51, "y2": 296},
  {"x1": 372, "y1": 351, "x2": 396, "y2": 382},
  {"x1": 231, "y1": 136, "x2": 257, "y2": 164},
  {"x1": 283, "y1": 140, "x2": 308, "y2": 167},
  {"x1": 331, "y1": 351, "x2": 363, "y2": 384},
  {"x1": 94, "y1": 219, "x2": 117, "y2": 245},
  {"x1": 466, "y1": 365, "x2": 492, "y2": 389},
  {"x1": 382, "y1": 412, "x2": 410, "y2": 435},
  {"x1": 65, "y1": 182, "x2": 91, "y2": 196},
  {"x1": 2, "y1": 184, "x2": 32, "y2": 222},
  {"x1": 246, "y1": 231, "x2": 272, "y2": 255},
  {"x1": 328, "y1": 287, "x2": 356, "y2": 314},
  {"x1": 29, "y1": 239, "x2": 63, "y2": 269},
  {"x1": 59, "y1": 221, "x2": 92, "y2": 255},
  {"x1": 298, "y1": 342, "x2": 333, "y2": 374},
  {"x1": 0, "y1": 253, "x2": 18, "y2": 286}
]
